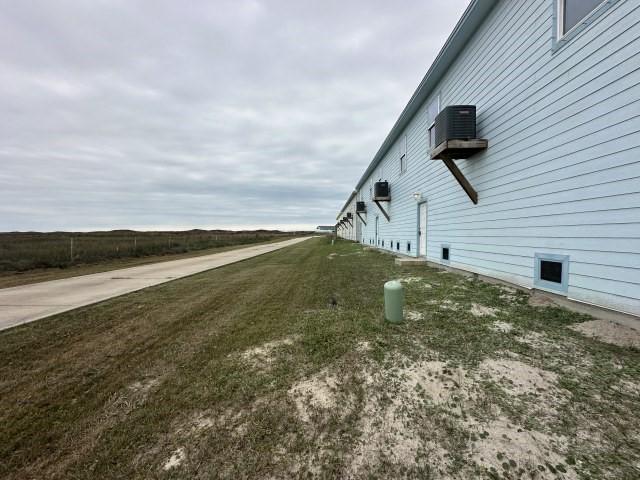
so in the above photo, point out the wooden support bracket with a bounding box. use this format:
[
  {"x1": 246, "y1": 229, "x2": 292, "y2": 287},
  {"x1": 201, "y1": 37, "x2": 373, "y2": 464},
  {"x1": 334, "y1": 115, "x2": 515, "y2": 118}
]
[
  {"x1": 442, "y1": 158, "x2": 478, "y2": 204},
  {"x1": 374, "y1": 200, "x2": 391, "y2": 221},
  {"x1": 356, "y1": 212, "x2": 367, "y2": 226}
]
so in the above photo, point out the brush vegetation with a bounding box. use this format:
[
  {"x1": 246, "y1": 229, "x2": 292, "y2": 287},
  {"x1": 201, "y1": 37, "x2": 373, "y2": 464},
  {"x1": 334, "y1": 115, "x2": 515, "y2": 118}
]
[{"x1": 0, "y1": 229, "x2": 307, "y2": 272}]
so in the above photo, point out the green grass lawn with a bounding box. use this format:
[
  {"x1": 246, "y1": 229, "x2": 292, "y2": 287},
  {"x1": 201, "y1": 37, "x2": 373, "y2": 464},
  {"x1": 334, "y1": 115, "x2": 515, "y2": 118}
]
[{"x1": 1, "y1": 237, "x2": 638, "y2": 479}]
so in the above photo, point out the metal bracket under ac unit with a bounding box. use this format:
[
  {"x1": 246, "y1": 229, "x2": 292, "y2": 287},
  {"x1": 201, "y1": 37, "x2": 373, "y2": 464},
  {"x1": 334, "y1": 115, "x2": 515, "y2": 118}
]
[
  {"x1": 373, "y1": 200, "x2": 390, "y2": 221},
  {"x1": 442, "y1": 158, "x2": 478, "y2": 204},
  {"x1": 430, "y1": 139, "x2": 486, "y2": 205},
  {"x1": 356, "y1": 212, "x2": 367, "y2": 226}
]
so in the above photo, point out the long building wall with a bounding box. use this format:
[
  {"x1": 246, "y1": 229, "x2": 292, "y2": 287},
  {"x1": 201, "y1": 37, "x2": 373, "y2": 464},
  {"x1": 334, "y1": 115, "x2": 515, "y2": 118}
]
[
  {"x1": 336, "y1": 195, "x2": 359, "y2": 241},
  {"x1": 353, "y1": 0, "x2": 640, "y2": 316}
]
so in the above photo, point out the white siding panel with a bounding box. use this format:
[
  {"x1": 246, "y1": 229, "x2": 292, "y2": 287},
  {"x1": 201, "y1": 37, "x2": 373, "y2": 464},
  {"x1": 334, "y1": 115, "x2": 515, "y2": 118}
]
[{"x1": 351, "y1": 0, "x2": 640, "y2": 315}]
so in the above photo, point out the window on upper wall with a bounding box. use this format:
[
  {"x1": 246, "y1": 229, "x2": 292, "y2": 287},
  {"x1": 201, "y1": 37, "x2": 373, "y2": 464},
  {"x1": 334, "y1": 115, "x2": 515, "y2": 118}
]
[
  {"x1": 399, "y1": 135, "x2": 407, "y2": 174},
  {"x1": 558, "y1": 0, "x2": 606, "y2": 37},
  {"x1": 427, "y1": 95, "x2": 440, "y2": 149}
]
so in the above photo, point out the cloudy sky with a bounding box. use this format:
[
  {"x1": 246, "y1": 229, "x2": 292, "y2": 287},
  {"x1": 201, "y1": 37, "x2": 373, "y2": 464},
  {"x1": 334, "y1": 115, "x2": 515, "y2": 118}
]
[{"x1": 0, "y1": 0, "x2": 469, "y2": 232}]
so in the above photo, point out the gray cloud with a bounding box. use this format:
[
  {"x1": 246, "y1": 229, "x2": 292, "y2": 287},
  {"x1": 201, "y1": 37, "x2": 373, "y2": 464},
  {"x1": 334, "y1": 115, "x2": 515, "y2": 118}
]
[{"x1": 0, "y1": 0, "x2": 469, "y2": 231}]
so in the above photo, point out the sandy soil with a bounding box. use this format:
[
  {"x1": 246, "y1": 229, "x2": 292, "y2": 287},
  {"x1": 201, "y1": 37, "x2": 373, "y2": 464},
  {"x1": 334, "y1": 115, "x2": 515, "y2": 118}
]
[
  {"x1": 240, "y1": 335, "x2": 299, "y2": 368},
  {"x1": 491, "y1": 321, "x2": 514, "y2": 333},
  {"x1": 570, "y1": 319, "x2": 640, "y2": 348},
  {"x1": 470, "y1": 303, "x2": 500, "y2": 317},
  {"x1": 163, "y1": 448, "x2": 185, "y2": 470},
  {"x1": 288, "y1": 369, "x2": 339, "y2": 423}
]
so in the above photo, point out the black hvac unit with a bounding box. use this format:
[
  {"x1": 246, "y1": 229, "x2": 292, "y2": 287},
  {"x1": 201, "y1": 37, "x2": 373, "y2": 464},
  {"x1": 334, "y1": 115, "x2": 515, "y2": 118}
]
[
  {"x1": 356, "y1": 201, "x2": 366, "y2": 213},
  {"x1": 434, "y1": 105, "x2": 477, "y2": 147},
  {"x1": 373, "y1": 181, "x2": 390, "y2": 201},
  {"x1": 346, "y1": 212, "x2": 353, "y2": 219}
]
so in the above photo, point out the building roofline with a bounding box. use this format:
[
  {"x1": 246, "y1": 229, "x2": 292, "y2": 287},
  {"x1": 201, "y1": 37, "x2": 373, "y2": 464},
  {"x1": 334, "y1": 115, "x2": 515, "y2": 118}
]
[
  {"x1": 351, "y1": 0, "x2": 498, "y2": 193},
  {"x1": 337, "y1": 190, "x2": 357, "y2": 219}
]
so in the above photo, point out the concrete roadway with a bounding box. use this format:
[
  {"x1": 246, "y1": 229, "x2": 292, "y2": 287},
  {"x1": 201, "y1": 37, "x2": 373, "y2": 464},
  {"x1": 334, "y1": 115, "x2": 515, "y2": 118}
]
[{"x1": 0, "y1": 237, "x2": 311, "y2": 332}]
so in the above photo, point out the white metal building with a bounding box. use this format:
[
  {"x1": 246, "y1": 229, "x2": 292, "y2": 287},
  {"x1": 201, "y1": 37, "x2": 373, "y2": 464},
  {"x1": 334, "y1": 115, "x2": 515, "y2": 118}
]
[{"x1": 337, "y1": 0, "x2": 640, "y2": 317}]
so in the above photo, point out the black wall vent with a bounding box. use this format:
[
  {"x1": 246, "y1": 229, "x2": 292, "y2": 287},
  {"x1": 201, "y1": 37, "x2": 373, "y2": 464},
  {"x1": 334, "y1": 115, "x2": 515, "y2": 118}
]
[
  {"x1": 373, "y1": 181, "x2": 390, "y2": 200},
  {"x1": 356, "y1": 201, "x2": 366, "y2": 213},
  {"x1": 442, "y1": 247, "x2": 450, "y2": 261},
  {"x1": 540, "y1": 260, "x2": 562, "y2": 284},
  {"x1": 434, "y1": 105, "x2": 477, "y2": 147}
]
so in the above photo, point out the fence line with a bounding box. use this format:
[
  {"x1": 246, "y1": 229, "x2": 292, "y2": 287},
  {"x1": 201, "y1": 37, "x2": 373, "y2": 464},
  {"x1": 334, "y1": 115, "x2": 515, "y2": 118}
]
[{"x1": 0, "y1": 232, "x2": 297, "y2": 272}]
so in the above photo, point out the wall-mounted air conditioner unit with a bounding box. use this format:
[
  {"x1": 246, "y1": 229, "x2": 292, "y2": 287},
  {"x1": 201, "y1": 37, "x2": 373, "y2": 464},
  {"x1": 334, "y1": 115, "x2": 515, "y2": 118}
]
[
  {"x1": 430, "y1": 105, "x2": 487, "y2": 205},
  {"x1": 373, "y1": 181, "x2": 390, "y2": 201},
  {"x1": 356, "y1": 201, "x2": 366, "y2": 213},
  {"x1": 434, "y1": 105, "x2": 476, "y2": 146}
]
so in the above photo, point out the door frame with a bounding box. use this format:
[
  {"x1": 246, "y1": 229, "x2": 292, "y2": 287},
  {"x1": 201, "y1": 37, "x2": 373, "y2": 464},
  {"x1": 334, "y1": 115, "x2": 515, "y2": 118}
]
[{"x1": 416, "y1": 201, "x2": 427, "y2": 257}]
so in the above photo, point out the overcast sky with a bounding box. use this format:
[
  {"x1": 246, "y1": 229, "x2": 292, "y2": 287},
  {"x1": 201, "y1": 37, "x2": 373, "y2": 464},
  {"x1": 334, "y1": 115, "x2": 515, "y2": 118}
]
[{"x1": 0, "y1": 0, "x2": 469, "y2": 232}]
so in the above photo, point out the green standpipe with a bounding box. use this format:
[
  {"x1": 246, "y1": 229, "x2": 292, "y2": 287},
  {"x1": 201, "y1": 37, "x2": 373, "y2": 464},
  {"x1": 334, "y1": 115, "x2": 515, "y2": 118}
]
[{"x1": 384, "y1": 280, "x2": 404, "y2": 323}]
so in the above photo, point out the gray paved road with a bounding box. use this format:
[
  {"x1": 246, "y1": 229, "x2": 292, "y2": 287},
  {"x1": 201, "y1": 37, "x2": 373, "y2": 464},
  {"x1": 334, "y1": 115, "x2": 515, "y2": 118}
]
[{"x1": 0, "y1": 237, "x2": 311, "y2": 331}]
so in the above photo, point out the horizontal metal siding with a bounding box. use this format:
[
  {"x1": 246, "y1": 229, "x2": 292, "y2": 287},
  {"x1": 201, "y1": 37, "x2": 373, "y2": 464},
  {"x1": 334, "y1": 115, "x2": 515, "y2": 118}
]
[{"x1": 352, "y1": 0, "x2": 640, "y2": 315}]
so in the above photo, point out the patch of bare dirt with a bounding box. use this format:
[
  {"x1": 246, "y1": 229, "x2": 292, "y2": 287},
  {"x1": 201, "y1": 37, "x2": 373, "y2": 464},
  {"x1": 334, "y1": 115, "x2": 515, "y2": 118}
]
[
  {"x1": 516, "y1": 331, "x2": 548, "y2": 348},
  {"x1": 570, "y1": 319, "x2": 640, "y2": 348},
  {"x1": 470, "y1": 303, "x2": 500, "y2": 317},
  {"x1": 437, "y1": 299, "x2": 460, "y2": 311},
  {"x1": 399, "y1": 276, "x2": 421, "y2": 283},
  {"x1": 467, "y1": 417, "x2": 577, "y2": 479},
  {"x1": 355, "y1": 340, "x2": 372, "y2": 353},
  {"x1": 347, "y1": 355, "x2": 463, "y2": 477},
  {"x1": 528, "y1": 294, "x2": 558, "y2": 308},
  {"x1": 399, "y1": 277, "x2": 432, "y2": 288},
  {"x1": 163, "y1": 447, "x2": 186, "y2": 471},
  {"x1": 515, "y1": 331, "x2": 595, "y2": 375},
  {"x1": 349, "y1": 398, "x2": 423, "y2": 476},
  {"x1": 128, "y1": 378, "x2": 160, "y2": 396},
  {"x1": 240, "y1": 335, "x2": 299, "y2": 368},
  {"x1": 291, "y1": 350, "x2": 583, "y2": 478},
  {"x1": 498, "y1": 286, "x2": 520, "y2": 303},
  {"x1": 490, "y1": 321, "x2": 514, "y2": 333},
  {"x1": 395, "y1": 359, "x2": 468, "y2": 405},
  {"x1": 612, "y1": 379, "x2": 640, "y2": 396},
  {"x1": 288, "y1": 369, "x2": 339, "y2": 423},
  {"x1": 405, "y1": 310, "x2": 424, "y2": 322},
  {"x1": 478, "y1": 359, "x2": 559, "y2": 398}
]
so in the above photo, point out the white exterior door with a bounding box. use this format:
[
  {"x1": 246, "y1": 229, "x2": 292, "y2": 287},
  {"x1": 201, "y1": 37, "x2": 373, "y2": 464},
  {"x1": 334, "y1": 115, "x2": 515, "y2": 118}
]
[{"x1": 419, "y1": 202, "x2": 427, "y2": 256}]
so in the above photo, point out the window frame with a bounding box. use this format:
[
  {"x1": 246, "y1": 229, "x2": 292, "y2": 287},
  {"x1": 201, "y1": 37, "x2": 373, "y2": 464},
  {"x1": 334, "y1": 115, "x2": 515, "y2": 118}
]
[
  {"x1": 534, "y1": 253, "x2": 570, "y2": 294},
  {"x1": 553, "y1": 0, "x2": 619, "y2": 52},
  {"x1": 441, "y1": 244, "x2": 450, "y2": 264},
  {"x1": 399, "y1": 134, "x2": 407, "y2": 174}
]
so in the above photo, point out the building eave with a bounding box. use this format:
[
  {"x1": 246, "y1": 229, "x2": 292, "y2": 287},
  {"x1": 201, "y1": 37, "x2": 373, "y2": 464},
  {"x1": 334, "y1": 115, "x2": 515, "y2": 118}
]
[
  {"x1": 337, "y1": 190, "x2": 357, "y2": 220},
  {"x1": 351, "y1": 0, "x2": 498, "y2": 193}
]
